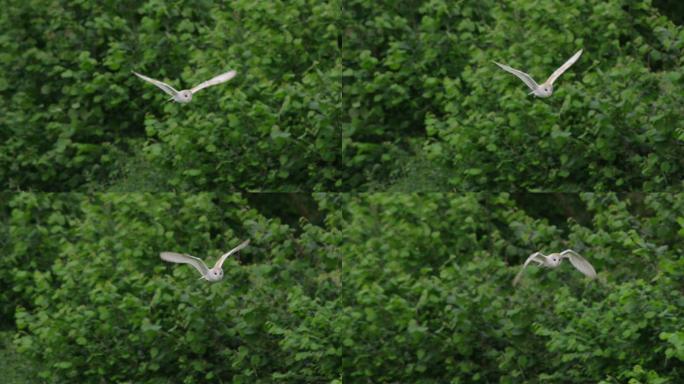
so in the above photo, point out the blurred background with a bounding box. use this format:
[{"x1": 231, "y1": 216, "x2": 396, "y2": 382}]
[
  {"x1": 3, "y1": 192, "x2": 683, "y2": 382},
  {"x1": 0, "y1": 0, "x2": 341, "y2": 191},
  {"x1": 339, "y1": 193, "x2": 683, "y2": 382},
  {"x1": 342, "y1": 0, "x2": 684, "y2": 191},
  {"x1": 0, "y1": 193, "x2": 341, "y2": 383},
  {"x1": 3, "y1": 0, "x2": 684, "y2": 382}
]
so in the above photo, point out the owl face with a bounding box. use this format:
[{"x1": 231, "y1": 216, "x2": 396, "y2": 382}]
[
  {"x1": 547, "y1": 255, "x2": 562, "y2": 267},
  {"x1": 175, "y1": 90, "x2": 193, "y2": 103},
  {"x1": 535, "y1": 84, "x2": 553, "y2": 97},
  {"x1": 206, "y1": 268, "x2": 224, "y2": 281}
]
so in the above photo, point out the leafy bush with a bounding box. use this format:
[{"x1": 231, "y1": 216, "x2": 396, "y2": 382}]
[
  {"x1": 340, "y1": 193, "x2": 684, "y2": 382},
  {"x1": 0, "y1": 0, "x2": 340, "y2": 191},
  {"x1": 7, "y1": 193, "x2": 340, "y2": 383},
  {"x1": 5, "y1": 192, "x2": 684, "y2": 382},
  {"x1": 0, "y1": 195, "x2": 9, "y2": 327},
  {"x1": 343, "y1": 0, "x2": 684, "y2": 190},
  {"x1": 1, "y1": 194, "x2": 84, "y2": 325}
]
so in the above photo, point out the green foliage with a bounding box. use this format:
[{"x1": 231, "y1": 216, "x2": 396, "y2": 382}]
[
  {"x1": 4, "y1": 192, "x2": 684, "y2": 382},
  {"x1": 340, "y1": 193, "x2": 684, "y2": 382},
  {"x1": 6, "y1": 193, "x2": 340, "y2": 383},
  {"x1": 0, "y1": 194, "x2": 9, "y2": 325},
  {"x1": 3, "y1": 0, "x2": 684, "y2": 382},
  {"x1": 344, "y1": 0, "x2": 684, "y2": 190},
  {"x1": 0, "y1": 331, "x2": 35, "y2": 384},
  {"x1": 1, "y1": 193, "x2": 84, "y2": 324},
  {"x1": 0, "y1": 0, "x2": 340, "y2": 191}
]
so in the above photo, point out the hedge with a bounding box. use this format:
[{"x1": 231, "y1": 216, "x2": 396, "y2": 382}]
[{"x1": 4, "y1": 193, "x2": 341, "y2": 383}]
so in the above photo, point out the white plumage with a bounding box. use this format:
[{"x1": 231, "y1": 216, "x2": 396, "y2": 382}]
[
  {"x1": 133, "y1": 69, "x2": 237, "y2": 103},
  {"x1": 160, "y1": 239, "x2": 250, "y2": 282},
  {"x1": 494, "y1": 49, "x2": 583, "y2": 98},
  {"x1": 513, "y1": 249, "x2": 597, "y2": 286}
]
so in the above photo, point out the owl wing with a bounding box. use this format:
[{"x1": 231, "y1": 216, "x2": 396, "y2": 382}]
[
  {"x1": 213, "y1": 239, "x2": 250, "y2": 270},
  {"x1": 513, "y1": 252, "x2": 546, "y2": 286},
  {"x1": 190, "y1": 70, "x2": 237, "y2": 94},
  {"x1": 160, "y1": 252, "x2": 209, "y2": 277},
  {"x1": 493, "y1": 61, "x2": 540, "y2": 92},
  {"x1": 560, "y1": 249, "x2": 596, "y2": 279},
  {"x1": 133, "y1": 72, "x2": 179, "y2": 96},
  {"x1": 545, "y1": 49, "x2": 583, "y2": 86}
]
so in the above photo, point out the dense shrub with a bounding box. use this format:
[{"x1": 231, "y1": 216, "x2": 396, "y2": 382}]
[
  {"x1": 7, "y1": 193, "x2": 341, "y2": 383},
  {"x1": 0, "y1": 0, "x2": 340, "y2": 191},
  {"x1": 1, "y1": 194, "x2": 84, "y2": 325},
  {"x1": 343, "y1": 0, "x2": 684, "y2": 190},
  {"x1": 340, "y1": 193, "x2": 684, "y2": 382},
  {"x1": 5, "y1": 192, "x2": 684, "y2": 382},
  {"x1": 0, "y1": 195, "x2": 9, "y2": 327}
]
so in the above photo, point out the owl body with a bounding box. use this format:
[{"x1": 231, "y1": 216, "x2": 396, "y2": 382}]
[{"x1": 173, "y1": 90, "x2": 193, "y2": 103}]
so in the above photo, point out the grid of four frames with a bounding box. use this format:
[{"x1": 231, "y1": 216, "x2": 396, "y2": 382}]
[{"x1": 2, "y1": 1, "x2": 684, "y2": 383}]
